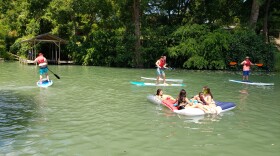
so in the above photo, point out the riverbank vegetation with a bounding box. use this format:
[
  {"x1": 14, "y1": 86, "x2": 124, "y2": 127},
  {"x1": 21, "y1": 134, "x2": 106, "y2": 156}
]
[{"x1": 0, "y1": 0, "x2": 279, "y2": 70}]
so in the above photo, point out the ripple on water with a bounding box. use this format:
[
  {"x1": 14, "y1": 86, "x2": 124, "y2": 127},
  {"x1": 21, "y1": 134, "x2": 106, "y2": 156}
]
[
  {"x1": 0, "y1": 90, "x2": 40, "y2": 154},
  {"x1": 1, "y1": 64, "x2": 280, "y2": 155}
]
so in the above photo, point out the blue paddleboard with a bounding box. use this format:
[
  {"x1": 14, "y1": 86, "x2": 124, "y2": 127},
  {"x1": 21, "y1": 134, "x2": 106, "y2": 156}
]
[{"x1": 37, "y1": 79, "x2": 53, "y2": 88}]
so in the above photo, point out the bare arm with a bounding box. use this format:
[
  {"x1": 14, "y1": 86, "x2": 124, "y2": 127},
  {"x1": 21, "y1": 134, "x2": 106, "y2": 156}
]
[
  {"x1": 204, "y1": 96, "x2": 212, "y2": 105},
  {"x1": 163, "y1": 63, "x2": 167, "y2": 68},
  {"x1": 185, "y1": 97, "x2": 194, "y2": 106},
  {"x1": 33, "y1": 58, "x2": 38, "y2": 64},
  {"x1": 155, "y1": 60, "x2": 160, "y2": 68},
  {"x1": 193, "y1": 95, "x2": 203, "y2": 103}
]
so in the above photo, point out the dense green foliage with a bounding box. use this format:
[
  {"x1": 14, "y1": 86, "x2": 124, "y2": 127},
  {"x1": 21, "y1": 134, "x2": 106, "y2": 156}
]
[{"x1": 0, "y1": 0, "x2": 279, "y2": 70}]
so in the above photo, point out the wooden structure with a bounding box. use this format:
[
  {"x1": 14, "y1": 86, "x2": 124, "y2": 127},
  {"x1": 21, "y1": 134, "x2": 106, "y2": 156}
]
[{"x1": 20, "y1": 33, "x2": 71, "y2": 64}]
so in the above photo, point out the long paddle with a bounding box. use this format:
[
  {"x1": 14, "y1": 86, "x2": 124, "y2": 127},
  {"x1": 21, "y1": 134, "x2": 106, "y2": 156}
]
[
  {"x1": 165, "y1": 67, "x2": 175, "y2": 70},
  {"x1": 47, "y1": 67, "x2": 60, "y2": 79},
  {"x1": 229, "y1": 62, "x2": 263, "y2": 67}
]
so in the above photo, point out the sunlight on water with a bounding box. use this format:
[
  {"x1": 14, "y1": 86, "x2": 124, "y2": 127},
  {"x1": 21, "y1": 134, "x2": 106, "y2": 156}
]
[{"x1": 0, "y1": 62, "x2": 279, "y2": 156}]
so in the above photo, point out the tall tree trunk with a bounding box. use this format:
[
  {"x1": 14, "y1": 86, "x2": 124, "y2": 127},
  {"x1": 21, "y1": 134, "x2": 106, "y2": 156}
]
[
  {"x1": 249, "y1": 0, "x2": 260, "y2": 29},
  {"x1": 263, "y1": 0, "x2": 271, "y2": 42},
  {"x1": 133, "y1": 0, "x2": 142, "y2": 67}
]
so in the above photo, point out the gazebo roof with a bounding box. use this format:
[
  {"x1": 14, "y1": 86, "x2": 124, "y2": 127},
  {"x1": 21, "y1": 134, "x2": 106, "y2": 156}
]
[{"x1": 21, "y1": 33, "x2": 67, "y2": 44}]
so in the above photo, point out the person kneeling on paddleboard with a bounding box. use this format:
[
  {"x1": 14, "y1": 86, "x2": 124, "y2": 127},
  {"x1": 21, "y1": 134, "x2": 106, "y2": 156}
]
[{"x1": 34, "y1": 52, "x2": 49, "y2": 84}]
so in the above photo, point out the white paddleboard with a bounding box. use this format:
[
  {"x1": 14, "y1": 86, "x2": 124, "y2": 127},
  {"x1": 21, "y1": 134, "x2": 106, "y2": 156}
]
[
  {"x1": 229, "y1": 79, "x2": 274, "y2": 86},
  {"x1": 141, "y1": 77, "x2": 183, "y2": 83},
  {"x1": 130, "y1": 81, "x2": 185, "y2": 87},
  {"x1": 37, "y1": 79, "x2": 53, "y2": 88}
]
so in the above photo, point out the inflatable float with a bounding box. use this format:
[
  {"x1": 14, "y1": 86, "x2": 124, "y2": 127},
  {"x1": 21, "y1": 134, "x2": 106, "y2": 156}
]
[{"x1": 147, "y1": 94, "x2": 236, "y2": 116}]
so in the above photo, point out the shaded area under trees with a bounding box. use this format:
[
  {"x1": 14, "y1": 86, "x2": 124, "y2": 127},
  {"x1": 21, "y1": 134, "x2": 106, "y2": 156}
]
[{"x1": 0, "y1": 0, "x2": 279, "y2": 70}]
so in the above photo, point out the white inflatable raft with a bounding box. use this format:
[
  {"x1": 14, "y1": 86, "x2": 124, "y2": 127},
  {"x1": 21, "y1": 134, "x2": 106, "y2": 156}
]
[{"x1": 147, "y1": 94, "x2": 236, "y2": 116}]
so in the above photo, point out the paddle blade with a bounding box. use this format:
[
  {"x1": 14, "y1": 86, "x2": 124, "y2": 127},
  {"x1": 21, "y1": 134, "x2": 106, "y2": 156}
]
[
  {"x1": 256, "y1": 63, "x2": 263, "y2": 67},
  {"x1": 229, "y1": 62, "x2": 237, "y2": 66},
  {"x1": 54, "y1": 74, "x2": 60, "y2": 79}
]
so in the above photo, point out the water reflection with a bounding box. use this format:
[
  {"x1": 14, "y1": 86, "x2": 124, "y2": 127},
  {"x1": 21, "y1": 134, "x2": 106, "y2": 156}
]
[{"x1": 238, "y1": 85, "x2": 249, "y2": 110}]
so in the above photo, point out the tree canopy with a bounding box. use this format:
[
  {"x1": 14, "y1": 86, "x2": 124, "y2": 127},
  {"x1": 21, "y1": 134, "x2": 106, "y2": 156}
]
[{"x1": 0, "y1": 0, "x2": 279, "y2": 70}]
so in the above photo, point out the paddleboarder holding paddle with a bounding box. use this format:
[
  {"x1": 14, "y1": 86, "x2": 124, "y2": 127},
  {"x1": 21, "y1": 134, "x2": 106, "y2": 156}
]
[
  {"x1": 240, "y1": 56, "x2": 255, "y2": 81},
  {"x1": 34, "y1": 52, "x2": 49, "y2": 84},
  {"x1": 155, "y1": 56, "x2": 167, "y2": 84}
]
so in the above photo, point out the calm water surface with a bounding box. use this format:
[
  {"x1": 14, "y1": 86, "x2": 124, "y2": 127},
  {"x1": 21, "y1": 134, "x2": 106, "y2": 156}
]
[{"x1": 0, "y1": 62, "x2": 279, "y2": 156}]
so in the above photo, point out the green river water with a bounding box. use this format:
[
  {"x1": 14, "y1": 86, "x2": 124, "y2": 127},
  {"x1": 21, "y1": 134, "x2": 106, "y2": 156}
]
[{"x1": 0, "y1": 62, "x2": 279, "y2": 156}]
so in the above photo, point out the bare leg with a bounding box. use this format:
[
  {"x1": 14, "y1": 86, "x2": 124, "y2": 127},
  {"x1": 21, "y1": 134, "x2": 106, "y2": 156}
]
[
  {"x1": 162, "y1": 73, "x2": 166, "y2": 84},
  {"x1": 156, "y1": 68, "x2": 160, "y2": 84},
  {"x1": 156, "y1": 75, "x2": 160, "y2": 84},
  {"x1": 196, "y1": 104, "x2": 209, "y2": 113},
  {"x1": 40, "y1": 75, "x2": 43, "y2": 83},
  {"x1": 46, "y1": 74, "x2": 49, "y2": 81}
]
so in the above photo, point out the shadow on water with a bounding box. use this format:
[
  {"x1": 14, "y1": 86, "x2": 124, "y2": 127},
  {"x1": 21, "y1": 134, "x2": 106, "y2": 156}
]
[{"x1": 0, "y1": 90, "x2": 38, "y2": 153}]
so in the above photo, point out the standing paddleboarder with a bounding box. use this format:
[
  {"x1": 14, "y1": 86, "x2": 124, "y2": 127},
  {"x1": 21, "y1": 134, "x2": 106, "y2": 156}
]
[
  {"x1": 240, "y1": 56, "x2": 255, "y2": 81},
  {"x1": 155, "y1": 56, "x2": 167, "y2": 84},
  {"x1": 34, "y1": 52, "x2": 49, "y2": 84}
]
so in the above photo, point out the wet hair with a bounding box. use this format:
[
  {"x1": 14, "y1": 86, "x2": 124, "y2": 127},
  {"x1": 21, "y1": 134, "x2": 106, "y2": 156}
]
[
  {"x1": 198, "y1": 92, "x2": 207, "y2": 104},
  {"x1": 178, "y1": 89, "x2": 187, "y2": 105},
  {"x1": 203, "y1": 87, "x2": 213, "y2": 99},
  {"x1": 156, "y1": 89, "x2": 162, "y2": 96}
]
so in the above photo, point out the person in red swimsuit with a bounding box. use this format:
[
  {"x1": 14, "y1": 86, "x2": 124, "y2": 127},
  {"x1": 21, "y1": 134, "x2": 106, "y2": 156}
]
[
  {"x1": 155, "y1": 56, "x2": 167, "y2": 84},
  {"x1": 34, "y1": 53, "x2": 49, "y2": 83}
]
